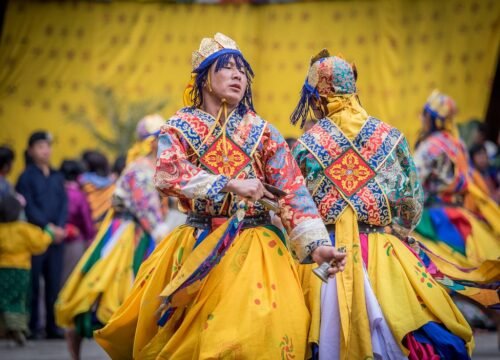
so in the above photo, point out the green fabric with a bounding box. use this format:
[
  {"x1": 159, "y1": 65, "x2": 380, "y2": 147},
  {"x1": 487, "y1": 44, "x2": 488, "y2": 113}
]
[
  {"x1": 415, "y1": 209, "x2": 439, "y2": 241},
  {"x1": 81, "y1": 223, "x2": 113, "y2": 274},
  {"x1": 0, "y1": 268, "x2": 30, "y2": 332},
  {"x1": 133, "y1": 232, "x2": 151, "y2": 276},
  {"x1": 75, "y1": 311, "x2": 103, "y2": 339}
]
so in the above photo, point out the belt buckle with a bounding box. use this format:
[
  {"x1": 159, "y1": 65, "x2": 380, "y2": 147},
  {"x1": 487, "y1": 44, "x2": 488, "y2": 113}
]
[{"x1": 211, "y1": 217, "x2": 227, "y2": 231}]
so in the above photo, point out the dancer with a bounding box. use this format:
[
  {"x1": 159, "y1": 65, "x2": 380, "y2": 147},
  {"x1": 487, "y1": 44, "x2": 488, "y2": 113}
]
[
  {"x1": 55, "y1": 115, "x2": 168, "y2": 360},
  {"x1": 95, "y1": 33, "x2": 346, "y2": 359},
  {"x1": 291, "y1": 50, "x2": 473, "y2": 359},
  {"x1": 413, "y1": 90, "x2": 500, "y2": 303}
]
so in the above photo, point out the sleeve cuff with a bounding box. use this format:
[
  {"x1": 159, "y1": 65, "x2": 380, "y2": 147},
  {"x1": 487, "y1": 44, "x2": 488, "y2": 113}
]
[
  {"x1": 288, "y1": 218, "x2": 331, "y2": 263},
  {"x1": 300, "y1": 239, "x2": 333, "y2": 264}
]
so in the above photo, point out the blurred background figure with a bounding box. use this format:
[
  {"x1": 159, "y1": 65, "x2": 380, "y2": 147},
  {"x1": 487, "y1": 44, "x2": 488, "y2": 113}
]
[
  {"x1": 111, "y1": 154, "x2": 127, "y2": 179},
  {"x1": 0, "y1": 195, "x2": 56, "y2": 346},
  {"x1": 471, "y1": 123, "x2": 498, "y2": 161},
  {"x1": 59, "y1": 160, "x2": 95, "y2": 282},
  {"x1": 79, "y1": 150, "x2": 116, "y2": 232},
  {"x1": 55, "y1": 115, "x2": 169, "y2": 360},
  {"x1": 15, "y1": 131, "x2": 67, "y2": 340},
  {"x1": 0, "y1": 146, "x2": 15, "y2": 199},
  {"x1": 469, "y1": 144, "x2": 499, "y2": 202},
  {"x1": 413, "y1": 91, "x2": 500, "y2": 315}
]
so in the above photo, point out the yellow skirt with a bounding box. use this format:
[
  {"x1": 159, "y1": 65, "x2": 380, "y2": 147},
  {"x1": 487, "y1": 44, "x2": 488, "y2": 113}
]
[
  {"x1": 55, "y1": 211, "x2": 147, "y2": 329},
  {"x1": 416, "y1": 209, "x2": 500, "y2": 284},
  {"x1": 298, "y1": 232, "x2": 473, "y2": 356},
  {"x1": 95, "y1": 225, "x2": 309, "y2": 360}
]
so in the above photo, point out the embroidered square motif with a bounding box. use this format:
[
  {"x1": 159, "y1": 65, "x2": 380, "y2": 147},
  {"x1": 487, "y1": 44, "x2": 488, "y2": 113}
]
[
  {"x1": 200, "y1": 136, "x2": 250, "y2": 177},
  {"x1": 325, "y1": 148, "x2": 375, "y2": 197}
]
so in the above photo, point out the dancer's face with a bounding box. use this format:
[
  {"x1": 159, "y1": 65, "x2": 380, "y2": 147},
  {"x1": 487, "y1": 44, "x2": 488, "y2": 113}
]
[{"x1": 207, "y1": 57, "x2": 248, "y2": 107}]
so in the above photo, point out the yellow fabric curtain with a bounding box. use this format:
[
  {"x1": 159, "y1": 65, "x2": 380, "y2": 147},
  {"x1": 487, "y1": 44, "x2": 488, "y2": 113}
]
[{"x1": 1, "y1": 0, "x2": 499, "y2": 179}]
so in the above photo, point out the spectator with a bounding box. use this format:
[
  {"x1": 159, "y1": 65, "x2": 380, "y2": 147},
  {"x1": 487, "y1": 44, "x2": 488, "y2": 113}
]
[
  {"x1": 472, "y1": 123, "x2": 498, "y2": 160},
  {"x1": 15, "y1": 131, "x2": 67, "y2": 339},
  {"x1": 111, "y1": 154, "x2": 127, "y2": 178},
  {"x1": 470, "y1": 144, "x2": 499, "y2": 201},
  {"x1": 79, "y1": 150, "x2": 115, "y2": 230},
  {"x1": 0, "y1": 146, "x2": 15, "y2": 198},
  {"x1": 60, "y1": 160, "x2": 95, "y2": 282},
  {"x1": 0, "y1": 195, "x2": 56, "y2": 346}
]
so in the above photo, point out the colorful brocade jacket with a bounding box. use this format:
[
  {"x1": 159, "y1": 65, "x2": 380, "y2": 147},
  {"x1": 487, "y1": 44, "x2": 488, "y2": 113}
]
[
  {"x1": 113, "y1": 156, "x2": 167, "y2": 240},
  {"x1": 153, "y1": 107, "x2": 329, "y2": 262},
  {"x1": 292, "y1": 117, "x2": 424, "y2": 239},
  {"x1": 413, "y1": 131, "x2": 475, "y2": 206}
]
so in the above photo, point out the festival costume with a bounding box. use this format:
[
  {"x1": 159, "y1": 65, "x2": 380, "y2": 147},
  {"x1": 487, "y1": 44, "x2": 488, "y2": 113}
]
[
  {"x1": 292, "y1": 52, "x2": 473, "y2": 359},
  {"x1": 55, "y1": 116, "x2": 168, "y2": 338},
  {"x1": 95, "y1": 33, "x2": 329, "y2": 360},
  {"x1": 413, "y1": 91, "x2": 500, "y2": 306}
]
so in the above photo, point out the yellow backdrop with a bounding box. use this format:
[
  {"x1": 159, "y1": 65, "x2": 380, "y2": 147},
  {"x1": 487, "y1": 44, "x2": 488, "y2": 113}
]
[{"x1": 1, "y1": 0, "x2": 499, "y2": 179}]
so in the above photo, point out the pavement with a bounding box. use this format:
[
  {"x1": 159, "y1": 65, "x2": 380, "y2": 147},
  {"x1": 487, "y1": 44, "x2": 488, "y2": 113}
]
[{"x1": 0, "y1": 331, "x2": 498, "y2": 359}]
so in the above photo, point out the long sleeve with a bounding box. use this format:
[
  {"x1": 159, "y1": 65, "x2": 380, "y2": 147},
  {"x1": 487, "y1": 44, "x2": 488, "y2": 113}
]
[
  {"x1": 154, "y1": 127, "x2": 230, "y2": 200},
  {"x1": 23, "y1": 223, "x2": 52, "y2": 255},
  {"x1": 114, "y1": 160, "x2": 165, "y2": 238},
  {"x1": 78, "y1": 191, "x2": 96, "y2": 241},
  {"x1": 382, "y1": 137, "x2": 424, "y2": 238},
  {"x1": 16, "y1": 173, "x2": 49, "y2": 228},
  {"x1": 262, "y1": 125, "x2": 330, "y2": 263}
]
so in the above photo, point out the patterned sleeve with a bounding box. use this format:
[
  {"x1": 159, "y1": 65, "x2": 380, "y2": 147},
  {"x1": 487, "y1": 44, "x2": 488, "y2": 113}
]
[
  {"x1": 382, "y1": 137, "x2": 424, "y2": 238},
  {"x1": 263, "y1": 125, "x2": 330, "y2": 263},
  {"x1": 114, "y1": 161, "x2": 165, "y2": 238},
  {"x1": 154, "y1": 126, "x2": 230, "y2": 201}
]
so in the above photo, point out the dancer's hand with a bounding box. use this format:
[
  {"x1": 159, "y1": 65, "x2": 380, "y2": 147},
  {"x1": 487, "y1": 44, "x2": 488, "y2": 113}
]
[
  {"x1": 224, "y1": 179, "x2": 275, "y2": 202},
  {"x1": 312, "y1": 246, "x2": 347, "y2": 276}
]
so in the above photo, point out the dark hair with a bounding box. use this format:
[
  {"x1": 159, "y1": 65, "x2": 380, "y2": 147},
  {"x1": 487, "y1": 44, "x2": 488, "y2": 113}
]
[
  {"x1": 469, "y1": 143, "x2": 487, "y2": 160},
  {"x1": 28, "y1": 131, "x2": 51, "y2": 147},
  {"x1": 81, "y1": 150, "x2": 110, "y2": 177},
  {"x1": 0, "y1": 146, "x2": 14, "y2": 172},
  {"x1": 0, "y1": 194, "x2": 22, "y2": 223},
  {"x1": 190, "y1": 53, "x2": 255, "y2": 116},
  {"x1": 477, "y1": 123, "x2": 488, "y2": 135},
  {"x1": 60, "y1": 159, "x2": 84, "y2": 181},
  {"x1": 112, "y1": 155, "x2": 126, "y2": 176}
]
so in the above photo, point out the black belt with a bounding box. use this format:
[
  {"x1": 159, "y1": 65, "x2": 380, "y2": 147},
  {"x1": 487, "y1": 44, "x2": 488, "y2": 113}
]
[
  {"x1": 186, "y1": 212, "x2": 272, "y2": 231},
  {"x1": 326, "y1": 222, "x2": 386, "y2": 234}
]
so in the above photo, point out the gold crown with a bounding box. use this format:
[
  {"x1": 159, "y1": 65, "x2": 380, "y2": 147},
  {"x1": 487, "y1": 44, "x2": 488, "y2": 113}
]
[{"x1": 192, "y1": 33, "x2": 240, "y2": 70}]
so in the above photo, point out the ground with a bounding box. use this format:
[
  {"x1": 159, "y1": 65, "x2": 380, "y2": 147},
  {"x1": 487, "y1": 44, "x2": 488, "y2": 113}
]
[{"x1": 0, "y1": 331, "x2": 498, "y2": 359}]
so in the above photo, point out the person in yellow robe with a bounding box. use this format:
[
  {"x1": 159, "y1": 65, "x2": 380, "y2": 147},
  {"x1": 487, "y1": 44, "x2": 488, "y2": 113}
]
[
  {"x1": 55, "y1": 115, "x2": 169, "y2": 360},
  {"x1": 291, "y1": 49, "x2": 473, "y2": 359},
  {"x1": 94, "y1": 33, "x2": 346, "y2": 360},
  {"x1": 413, "y1": 90, "x2": 500, "y2": 306}
]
